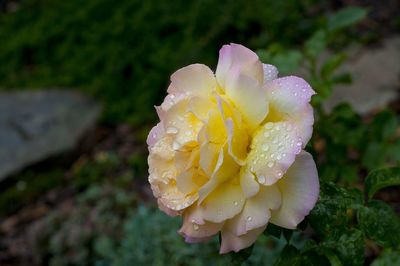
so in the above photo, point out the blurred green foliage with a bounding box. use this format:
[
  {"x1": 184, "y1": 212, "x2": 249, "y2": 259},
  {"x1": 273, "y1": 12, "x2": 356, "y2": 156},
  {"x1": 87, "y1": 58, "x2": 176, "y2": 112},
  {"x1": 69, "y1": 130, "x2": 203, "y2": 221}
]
[{"x1": 0, "y1": 0, "x2": 318, "y2": 124}]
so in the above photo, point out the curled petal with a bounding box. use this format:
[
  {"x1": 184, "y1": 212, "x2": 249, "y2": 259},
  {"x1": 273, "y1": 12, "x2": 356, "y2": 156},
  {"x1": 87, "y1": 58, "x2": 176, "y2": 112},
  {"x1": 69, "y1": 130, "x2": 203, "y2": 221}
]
[
  {"x1": 265, "y1": 76, "x2": 315, "y2": 145},
  {"x1": 270, "y1": 151, "x2": 319, "y2": 229},
  {"x1": 168, "y1": 64, "x2": 216, "y2": 96},
  {"x1": 220, "y1": 225, "x2": 266, "y2": 254}
]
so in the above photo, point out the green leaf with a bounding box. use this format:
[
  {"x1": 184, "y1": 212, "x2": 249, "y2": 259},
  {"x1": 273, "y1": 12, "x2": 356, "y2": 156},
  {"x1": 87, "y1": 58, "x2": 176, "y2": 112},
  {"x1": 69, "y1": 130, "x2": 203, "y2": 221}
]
[
  {"x1": 305, "y1": 30, "x2": 326, "y2": 59},
  {"x1": 308, "y1": 183, "x2": 363, "y2": 239},
  {"x1": 323, "y1": 229, "x2": 364, "y2": 266},
  {"x1": 273, "y1": 245, "x2": 302, "y2": 266},
  {"x1": 321, "y1": 53, "x2": 347, "y2": 79},
  {"x1": 332, "y1": 73, "x2": 352, "y2": 85},
  {"x1": 369, "y1": 110, "x2": 398, "y2": 141},
  {"x1": 327, "y1": 7, "x2": 368, "y2": 32},
  {"x1": 371, "y1": 250, "x2": 400, "y2": 266},
  {"x1": 364, "y1": 167, "x2": 400, "y2": 199},
  {"x1": 358, "y1": 200, "x2": 400, "y2": 248},
  {"x1": 271, "y1": 50, "x2": 303, "y2": 75}
]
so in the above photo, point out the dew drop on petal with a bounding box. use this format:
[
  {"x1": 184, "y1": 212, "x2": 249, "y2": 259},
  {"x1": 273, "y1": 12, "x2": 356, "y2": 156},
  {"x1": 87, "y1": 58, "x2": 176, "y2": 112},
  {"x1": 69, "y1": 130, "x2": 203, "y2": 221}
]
[
  {"x1": 267, "y1": 161, "x2": 274, "y2": 168},
  {"x1": 166, "y1": 127, "x2": 178, "y2": 134},
  {"x1": 265, "y1": 122, "x2": 273, "y2": 129},
  {"x1": 193, "y1": 224, "x2": 199, "y2": 231},
  {"x1": 262, "y1": 144, "x2": 269, "y2": 151},
  {"x1": 258, "y1": 175, "x2": 266, "y2": 183},
  {"x1": 234, "y1": 201, "x2": 238, "y2": 206},
  {"x1": 247, "y1": 216, "x2": 252, "y2": 222}
]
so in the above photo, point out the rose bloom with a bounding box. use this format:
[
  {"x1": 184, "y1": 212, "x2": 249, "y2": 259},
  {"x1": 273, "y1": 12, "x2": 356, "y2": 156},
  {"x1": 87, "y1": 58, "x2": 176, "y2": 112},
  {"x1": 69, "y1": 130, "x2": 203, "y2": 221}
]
[{"x1": 147, "y1": 44, "x2": 319, "y2": 253}]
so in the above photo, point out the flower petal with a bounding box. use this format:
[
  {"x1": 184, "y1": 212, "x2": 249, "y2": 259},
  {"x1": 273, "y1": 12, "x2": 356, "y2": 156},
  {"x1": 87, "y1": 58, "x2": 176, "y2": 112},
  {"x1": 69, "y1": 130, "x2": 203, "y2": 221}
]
[
  {"x1": 219, "y1": 225, "x2": 266, "y2": 254},
  {"x1": 216, "y1": 44, "x2": 264, "y2": 88},
  {"x1": 265, "y1": 76, "x2": 315, "y2": 145},
  {"x1": 147, "y1": 122, "x2": 165, "y2": 148},
  {"x1": 201, "y1": 179, "x2": 245, "y2": 223},
  {"x1": 226, "y1": 185, "x2": 281, "y2": 236},
  {"x1": 198, "y1": 145, "x2": 240, "y2": 203},
  {"x1": 179, "y1": 207, "x2": 223, "y2": 240},
  {"x1": 225, "y1": 70, "x2": 268, "y2": 130},
  {"x1": 247, "y1": 121, "x2": 302, "y2": 186},
  {"x1": 270, "y1": 151, "x2": 319, "y2": 229},
  {"x1": 168, "y1": 64, "x2": 216, "y2": 97},
  {"x1": 263, "y1": 64, "x2": 278, "y2": 83},
  {"x1": 239, "y1": 169, "x2": 259, "y2": 198}
]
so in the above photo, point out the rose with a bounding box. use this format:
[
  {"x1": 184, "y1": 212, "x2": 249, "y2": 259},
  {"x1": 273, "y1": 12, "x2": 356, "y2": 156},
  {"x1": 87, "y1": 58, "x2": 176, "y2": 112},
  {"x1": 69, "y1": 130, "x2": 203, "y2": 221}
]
[{"x1": 147, "y1": 43, "x2": 319, "y2": 253}]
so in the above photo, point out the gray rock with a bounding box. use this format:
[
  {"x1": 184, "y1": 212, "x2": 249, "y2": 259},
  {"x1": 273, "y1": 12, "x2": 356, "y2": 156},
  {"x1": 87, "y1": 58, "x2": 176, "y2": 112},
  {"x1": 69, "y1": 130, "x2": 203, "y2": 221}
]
[
  {"x1": 324, "y1": 37, "x2": 400, "y2": 114},
  {"x1": 0, "y1": 90, "x2": 101, "y2": 181}
]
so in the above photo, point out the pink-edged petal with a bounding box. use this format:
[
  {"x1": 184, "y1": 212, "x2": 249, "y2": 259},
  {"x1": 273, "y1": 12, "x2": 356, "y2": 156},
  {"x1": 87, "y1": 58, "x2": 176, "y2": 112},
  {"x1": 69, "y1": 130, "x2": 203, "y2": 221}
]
[
  {"x1": 147, "y1": 122, "x2": 165, "y2": 148},
  {"x1": 265, "y1": 76, "x2": 315, "y2": 145},
  {"x1": 168, "y1": 64, "x2": 216, "y2": 97},
  {"x1": 226, "y1": 185, "x2": 281, "y2": 236},
  {"x1": 183, "y1": 235, "x2": 214, "y2": 243},
  {"x1": 216, "y1": 44, "x2": 264, "y2": 88},
  {"x1": 157, "y1": 199, "x2": 179, "y2": 217},
  {"x1": 270, "y1": 151, "x2": 319, "y2": 229},
  {"x1": 219, "y1": 225, "x2": 266, "y2": 254},
  {"x1": 246, "y1": 121, "x2": 302, "y2": 186},
  {"x1": 179, "y1": 206, "x2": 223, "y2": 240},
  {"x1": 263, "y1": 64, "x2": 278, "y2": 83},
  {"x1": 240, "y1": 169, "x2": 259, "y2": 198},
  {"x1": 200, "y1": 179, "x2": 245, "y2": 223},
  {"x1": 225, "y1": 69, "x2": 268, "y2": 130}
]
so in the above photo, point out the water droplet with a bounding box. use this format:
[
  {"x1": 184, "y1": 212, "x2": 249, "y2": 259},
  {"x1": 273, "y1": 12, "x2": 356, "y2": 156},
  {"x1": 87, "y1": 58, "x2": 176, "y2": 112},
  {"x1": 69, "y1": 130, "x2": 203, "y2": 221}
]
[
  {"x1": 166, "y1": 127, "x2": 178, "y2": 134},
  {"x1": 277, "y1": 155, "x2": 282, "y2": 160},
  {"x1": 265, "y1": 122, "x2": 273, "y2": 129},
  {"x1": 270, "y1": 153, "x2": 275, "y2": 158},
  {"x1": 191, "y1": 219, "x2": 196, "y2": 223},
  {"x1": 234, "y1": 201, "x2": 238, "y2": 206},
  {"x1": 247, "y1": 216, "x2": 253, "y2": 222},
  {"x1": 282, "y1": 153, "x2": 287, "y2": 157},
  {"x1": 262, "y1": 144, "x2": 269, "y2": 151},
  {"x1": 258, "y1": 175, "x2": 266, "y2": 183},
  {"x1": 277, "y1": 171, "x2": 283, "y2": 177},
  {"x1": 193, "y1": 224, "x2": 199, "y2": 231},
  {"x1": 172, "y1": 141, "x2": 181, "y2": 150},
  {"x1": 267, "y1": 161, "x2": 274, "y2": 168},
  {"x1": 170, "y1": 94, "x2": 175, "y2": 99},
  {"x1": 296, "y1": 142, "x2": 302, "y2": 146}
]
